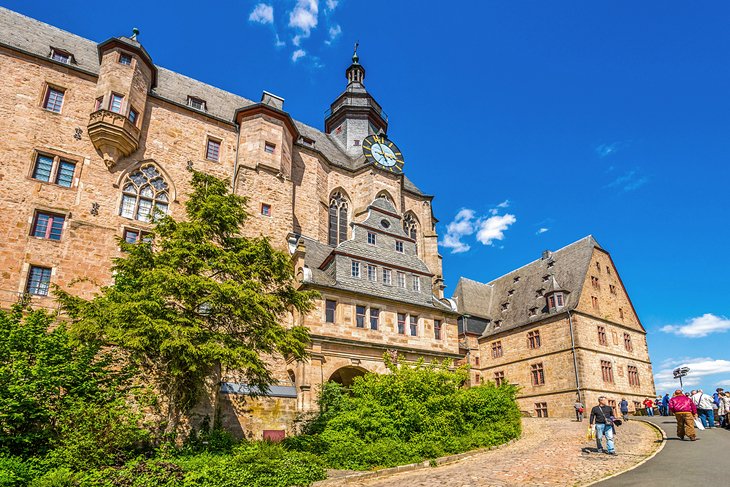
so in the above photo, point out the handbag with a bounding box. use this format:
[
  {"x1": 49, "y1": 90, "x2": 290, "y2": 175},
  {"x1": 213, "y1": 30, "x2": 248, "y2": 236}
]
[{"x1": 694, "y1": 418, "x2": 705, "y2": 430}]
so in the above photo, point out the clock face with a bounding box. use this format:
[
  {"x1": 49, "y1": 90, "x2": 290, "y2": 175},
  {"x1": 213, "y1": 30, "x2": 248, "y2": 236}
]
[{"x1": 362, "y1": 135, "x2": 405, "y2": 173}]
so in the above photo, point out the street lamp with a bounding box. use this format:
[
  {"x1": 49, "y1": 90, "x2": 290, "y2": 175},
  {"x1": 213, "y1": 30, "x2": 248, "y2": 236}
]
[{"x1": 673, "y1": 366, "x2": 690, "y2": 389}]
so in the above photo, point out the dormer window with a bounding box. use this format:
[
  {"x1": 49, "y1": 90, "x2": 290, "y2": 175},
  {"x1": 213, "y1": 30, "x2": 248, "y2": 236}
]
[
  {"x1": 547, "y1": 260, "x2": 555, "y2": 268},
  {"x1": 529, "y1": 307, "x2": 538, "y2": 317},
  {"x1": 494, "y1": 320, "x2": 502, "y2": 329},
  {"x1": 50, "y1": 48, "x2": 72, "y2": 64},
  {"x1": 507, "y1": 289, "x2": 514, "y2": 296},
  {"x1": 395, "y1": 241, "x2": 404, "y2": 253},
  {"x1": 542, "y1": 275, "x2": 550, "y2": 282},
  {"x1": 367, "y1": 232, "x2": 377, "y2": 245},
  {"x1": 513, "y1": 276, "x2": 520, "y2": 283},
  {"x1": 187, "y1": 96, "x2": 206, "y2": 111},
  {"x1": 536, "y1": 288, "x2": 544, "y2": 297},
  {"x1": 501, "y1": 302, "x2": 510, "y2": 311},
  {"x1": 547, "y1": 292, "x2": 565, "y2": 309}
]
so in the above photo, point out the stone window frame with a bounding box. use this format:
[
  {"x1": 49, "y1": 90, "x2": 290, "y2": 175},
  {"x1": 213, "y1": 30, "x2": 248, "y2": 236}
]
[
  {"x1": 434, "y1": 319, "x2": 442, "y2": 340},
  {"x1": 25, "y1": 265, "x2": 53, "y2": 296},
  {"x1": 324, "y1": 299, "x2": 337, "y2": 324},
  {"x1": 328, "y1": 191, "x2": 349, "y2": 246},
  {"x1": 260, "y1": 203, "x2": 272, "y2": 217},
  {"x1": 355, "y1": 305, "x2": 366, "y2": 328},
  {"x1": 530, "y1": 362, "x2": 545, "y2": 386},
  {"x1": 601, "y1": 359, "x2": 614, "y2": 383},
  {"x1": 42, "y1": 83, "x2": 65, "y2": 113},
  {"x1": 597, "y1": 325, "x2": 608, "y2": 346},
  {"x1": 396, "y1": 271, "x2": 406, "y2": 288},
  {"x1": 205, "y1": 136, "x2": 222, "y2": 162},
  {"x1": 264, "y1": 141, "x2": 276, "y2": 154},
  {"x1": 118, "y1": 51, "x2": 133, "y2": 66},
  {"x1": 494, "y1": 371, "x2": 505, "y2": 386},
  {"x1": 118, "y1": 163, "x2": 170, "y2": 223},
  {"x1": 366, "y1": 264, "x2": 377, "y2": 282},
  {"x1": 397, "y1": 312, "x2": 406, "y2": 334},
  {"x1": 382, "y1": 268, "x2": 392, "y2": 286},
  {"x1": 527, "y1": 330, "x2": 541, "y2": 349},
  {"x1": 187, "y1": 96, "x2": 207, "y2": 112},
  {"x1": 402, "y1": 212, "x2": 418, "y2": 252},
  {"x1": 591, "y1": 275, "x2": 600, "y2": 289},
  {"x1": 411, "y1": 275, "x2": 420, "y2": 292},
  {"x1": 591, "y1": 295, "x2": 599, "y2": 309},
  {"x1": 627, "y1": 365, "x2": 640, "y2": 386},
  {"x1": 609, "y1": 284, "x2": 617, "y2": 294},
  {"x1": 535, "y1": 402, "x2": 548, "y2": 418},
  {"x1": 128, "y1": 106, "x2": 139, "y2": 126},
  {"x1": 122, "y1": 227, "x2": 151, "y2": 245},
  {"x1": 49, "y1": 47, "x2": 73, "y2": 64},
  {"x1": 30, "y1": 210, "x2": 66, "y2": 241},
  {"x1": 29, "y1": 150, "x2": 79, "y2": 189},
  {"x1": 623, "y1": 333, "x2": 633, "y2": 352},
  {"x1": 367, "y1": 232, "x2": 377, "y2": 245},
  {"x1": 395, "y1": 240, "x2": 404, "y2": 253},
  {"x1": 109, "y1": 92, "x2": 125, "y2": 113},
  {"x1": 491, "y1": 341, "x2": 503, "y2": 359}
]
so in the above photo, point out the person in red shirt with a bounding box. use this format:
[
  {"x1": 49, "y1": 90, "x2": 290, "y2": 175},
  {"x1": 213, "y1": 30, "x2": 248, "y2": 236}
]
[
  {"x1": 643, "y1": 398, "x2": 655, "y2": 416},
  {"x1": 668, "y1": 389, "x2": 698, "y2": 440}
]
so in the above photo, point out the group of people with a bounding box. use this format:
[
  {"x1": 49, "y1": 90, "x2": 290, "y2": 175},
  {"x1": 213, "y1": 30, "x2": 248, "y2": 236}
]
[{"x1": 579, "y1": 386, "x2": 729, "y2": 455}]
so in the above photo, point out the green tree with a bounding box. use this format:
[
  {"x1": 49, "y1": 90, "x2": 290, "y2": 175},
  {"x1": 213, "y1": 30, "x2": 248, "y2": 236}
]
[
  {"x1": 0, "y1": 304, "x2": 141, "y2": 459},
  {"x1": 57, "y1": 171, "x2": 316, "y2": 437}
]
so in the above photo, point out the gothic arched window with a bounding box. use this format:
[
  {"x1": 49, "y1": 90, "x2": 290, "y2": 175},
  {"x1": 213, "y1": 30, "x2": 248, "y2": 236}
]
[
  {"x1": 403, "y1": 213, "x2": 418, "y2": 241},
  {"x1": 119, "y1": 164, "x2": 169, "y2": 222},
  {"x1": 328, "y1": 191, "x2": 348, "y2": 246}
]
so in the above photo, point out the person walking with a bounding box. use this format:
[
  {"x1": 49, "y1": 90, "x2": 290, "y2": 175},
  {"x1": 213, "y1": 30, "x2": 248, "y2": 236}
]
[
  {"x1": 713, "y1": 388, "x2": 725, "y2": 428},
  {"x1": 643, "y1": 397, "x2": 654, "y2": 416},
  {"x1": 661, "y1": 393, "x2": 670, "y2": 416},
  {"x1": 721, "y1": 392, "x2": 730, "y2": 429},
  {"x1": 574, "y1": 398, "x2": 585, "y2": 422},
  {"x1": 620, "y1": 398, "x2": 629, "y2": 421},
  {"x1": 692, "y1": 389, "x2": 715, "y2": 429},
  {"x1": 669, "y1": 389, "x2": 697, "y2": 441},
  {"x1": 590, "y1": 396, "x2": 616, "y2": 455}
]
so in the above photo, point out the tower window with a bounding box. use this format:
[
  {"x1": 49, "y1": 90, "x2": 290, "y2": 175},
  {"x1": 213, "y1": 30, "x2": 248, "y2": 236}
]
[
  {"x1": 31, "y1": 212, "x2": 65, "y2": 241},
  {"x1": 403, "y1": 213, "x2": 418, "y2": 250},
  {"x1": 328, "y1": 192, "x2": 348, "y2": 246},
  {"x1": 597, "y1": 325, "x2": 607, "y2": 346},
  {"x1": 26, "y1": 266, "x2": 52, "y2": 296},
  {"x1": 128, "y1": 108, "x2": 139, "y2": 125},
  {"x1": 591, "y1": 296, "x2": 599, "y2": 309},
  {"x1": 434, "y1": 320, "x2": 442, "y2": 340},
  {"x1": 187, "y1": 96, "x2": 206, "y2": 111},
  {"x1": 624, "y1": 333, "x2": 633, "y2": 352},
  {"x1": 119, "y1": 53, "x2": 132, "y2": 65},
  {"x1": 609, "y1": 284, "x2": 616, "y2": 295},
  {"x1": 353, "y1": 139, "x2": 360, "y2": 146},
  {"x1": 260, "y1": 203, "x2": 271, "y2": 216},
  {"x1": 43, "y1": 86, "x2": 65, "y2": 113},
  {"x1": 109, "y1": 93, "x2": 124, "y2": 113},
  {"x1": 264, "y1": 142, "x2": 276, "y2": 154},
  {"x1": 351, "y1": 260, "x2": 361, "y2": 278},
  {"x1": 367, "y1": 232, "x2": 377, "y2": 245}
]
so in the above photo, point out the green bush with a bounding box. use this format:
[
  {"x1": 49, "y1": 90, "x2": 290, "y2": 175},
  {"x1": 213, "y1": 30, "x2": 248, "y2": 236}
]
[
  {"x1": 287, "y1": 358, "x2": 521, "y2": 470},
  {"x1": 0, "y1": 456, "x2": 43, "y2": 487}
]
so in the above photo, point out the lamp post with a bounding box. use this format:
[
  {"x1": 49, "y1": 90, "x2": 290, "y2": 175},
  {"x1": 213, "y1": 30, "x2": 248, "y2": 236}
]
[{"x1": 673, "y1": 366, "x2": 690, "y2": 389}]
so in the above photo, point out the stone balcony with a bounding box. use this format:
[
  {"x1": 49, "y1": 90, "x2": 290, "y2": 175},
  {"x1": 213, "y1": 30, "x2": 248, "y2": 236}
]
[{"x1": 87, "y1": 109, "x2": 141, "y2": 169}]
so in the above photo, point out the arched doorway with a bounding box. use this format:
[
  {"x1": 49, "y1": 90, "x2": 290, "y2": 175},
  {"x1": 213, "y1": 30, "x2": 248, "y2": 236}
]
[{"x1": 328, "y1": 366, "x2": 367, "y2": 387}]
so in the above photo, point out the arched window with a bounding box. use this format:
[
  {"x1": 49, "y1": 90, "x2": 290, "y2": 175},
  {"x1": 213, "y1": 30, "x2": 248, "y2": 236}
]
[
  {"x1": 328, "y1": 191, "x2": 348, "y2": 246},
  {"x1": 403, "y1": 213, "x2": 418, "y2": 250},
  {"x1": 119, "y1": 164, "x2": 169, "y2": 222}
]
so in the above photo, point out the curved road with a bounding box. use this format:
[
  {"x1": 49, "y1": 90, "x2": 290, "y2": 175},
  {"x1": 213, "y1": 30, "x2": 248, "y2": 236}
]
[{"x1": 598, "y1": 416, "x2": 729, "y2": 486}]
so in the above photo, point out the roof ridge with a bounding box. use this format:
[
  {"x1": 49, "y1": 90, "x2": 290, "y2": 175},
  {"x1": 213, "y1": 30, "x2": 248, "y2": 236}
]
[{"x1": 0, "y1": 6, "x2": 99, "y2": 47}]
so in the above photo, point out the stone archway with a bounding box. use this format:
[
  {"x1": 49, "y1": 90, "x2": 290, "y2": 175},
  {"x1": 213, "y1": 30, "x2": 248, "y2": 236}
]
[{"x1": 328, "y1": 366, "x2": 367, "y2": 387}]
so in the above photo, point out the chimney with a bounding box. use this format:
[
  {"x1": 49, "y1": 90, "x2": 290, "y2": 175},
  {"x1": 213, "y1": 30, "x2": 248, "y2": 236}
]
[
  {"x1": 541, "y1": 250, "x2": 552, "y2": 260},
  {"x1": 261, "y1": 91, "x2": 284, "y2": 110}
]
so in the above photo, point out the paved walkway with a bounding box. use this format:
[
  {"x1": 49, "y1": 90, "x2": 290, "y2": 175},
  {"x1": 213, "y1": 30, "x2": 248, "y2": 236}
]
[
  {"x1": 335, "y1": 417, "x2": 659, "y2": 487},
  {"x1": 597, "y1": 415, "x2": 730, "y2": 486}
]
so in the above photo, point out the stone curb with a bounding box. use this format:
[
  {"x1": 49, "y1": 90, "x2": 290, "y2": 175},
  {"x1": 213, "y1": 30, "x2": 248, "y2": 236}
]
[
  {"x1": 311, "y1": 436, "x2": 521, "y2": 486},
  {"x1": 584, "y1": 418, "x2": 667, "y2": 486}
]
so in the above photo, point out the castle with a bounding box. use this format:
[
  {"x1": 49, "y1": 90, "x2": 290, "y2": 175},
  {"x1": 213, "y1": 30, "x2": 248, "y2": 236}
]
[{"x1": 0, "y1": 7, "x2": 655, "y2": 438}]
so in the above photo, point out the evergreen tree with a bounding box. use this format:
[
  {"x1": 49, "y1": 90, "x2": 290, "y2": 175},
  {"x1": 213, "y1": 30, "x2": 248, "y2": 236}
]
[{"x1": 57, "y1": 171, "x2": 316, "y2": 436}]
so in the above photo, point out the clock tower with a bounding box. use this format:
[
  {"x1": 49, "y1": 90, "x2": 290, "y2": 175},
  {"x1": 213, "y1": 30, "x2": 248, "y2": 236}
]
[{"x1": 325, "y1": 45, "x2": 389, "y2": 158}]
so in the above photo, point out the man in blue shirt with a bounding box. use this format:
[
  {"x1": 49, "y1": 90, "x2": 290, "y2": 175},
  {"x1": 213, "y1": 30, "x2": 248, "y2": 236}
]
[{"x1": 661, "y1": 393, "x2": 670, "y2": 416}]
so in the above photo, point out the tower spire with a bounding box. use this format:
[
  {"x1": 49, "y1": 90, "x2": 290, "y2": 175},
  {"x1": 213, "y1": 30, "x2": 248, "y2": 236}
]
[
  {"x1": 352, "y1": 40, "x2": 359, "y2": 64},
  {"x1": 346, "y1": 42, "x2": 365, "y2": 85}
]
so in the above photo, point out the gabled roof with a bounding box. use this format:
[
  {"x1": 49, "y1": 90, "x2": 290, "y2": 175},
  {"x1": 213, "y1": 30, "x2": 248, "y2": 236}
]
[
  {"x1": 0, "y1": 6, "x2": 428, "y2": 196},
  {"x1": 452, "y1": 235, "x2": 602, "y2": 338}
]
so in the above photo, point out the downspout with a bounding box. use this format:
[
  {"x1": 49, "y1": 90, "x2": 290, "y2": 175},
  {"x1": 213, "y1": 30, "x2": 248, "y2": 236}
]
[
  {"x1": 567, "y1": 309, "x2": 582, "y2": 403},
  {"x1": 231, "y1": 120, "x2": 241, "y2": 193}
]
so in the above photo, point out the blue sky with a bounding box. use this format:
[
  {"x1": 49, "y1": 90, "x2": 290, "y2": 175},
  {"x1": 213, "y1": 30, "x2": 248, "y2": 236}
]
[{"x1": 5, "y1": 0, "x2": 729, "y2": 395}]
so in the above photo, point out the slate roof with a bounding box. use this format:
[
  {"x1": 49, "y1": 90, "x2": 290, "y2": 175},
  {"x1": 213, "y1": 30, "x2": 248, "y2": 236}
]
[
  {"x1": 295, "y1": 202, "x2": 453, "y2": 313},
  {"x1": 0, "y1": 6, "x2": 426, "y2": 196},
  {"x1": 452, "y1": 236, "x2": 602, "y2": 338}
]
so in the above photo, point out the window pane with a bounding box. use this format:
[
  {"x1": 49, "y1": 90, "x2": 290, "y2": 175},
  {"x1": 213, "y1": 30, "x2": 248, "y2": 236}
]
[
  {"x1": 370, "y1": 308, "x2": 379, "y2": 330},
  {"x1": 120, "y1": 195, "x2": 136, "y2": 218},
  {"x1": 48, "y1": 215, "x2": 64, "y2": 240},
  {"x1": 55, "y1": 161, "x2": 75, "y2": 187},
  {"x1": 137, "y1": 199, "x2": 152, "y2": 221},
  {"x1": 206, "y1": 139, "x2": 220, "y2": 161},
  {"x1": 356, "y1": 306, "x2": 366, "y2": 328},
  {"x1": 410, "y1": 316, "x2": 418, "y2": 336},
  {"x1": 45, "y1": 88, "x2": 64, "y2": 112},
  {"x1": 124, "y1": 229, "x2": 140, "y2": 244},
  {"x1": 397, "y1": 313, "x2": 405, "y2": 334},
  {"x1": 27, "y1": 266, "x2": 52, "y2": 296},
  {"x1": 32, "y1": 213, "x2": 50, "y2": 238},
  {"x1": 338, "y1": 206, "x2": 347, "y2": 243},
  {"x1": 328, "y1": 205, "x2": 338, "y2": 245},
  {"x1": 32, "y1": 155, "x2": 53, "y2": 182},
  {"x1": 325, "y1": 300, "x2": 336, "y2": 323},
  {"x1": 110, "y1": 94, "x2": 123, "y2": 113}
]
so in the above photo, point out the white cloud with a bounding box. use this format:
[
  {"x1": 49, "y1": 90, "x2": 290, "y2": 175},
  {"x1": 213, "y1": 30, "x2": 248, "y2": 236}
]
[
  {"x1": 439, "y1": 209, "x2": 475, "y2": 254},
  {"x1": 325, "y1": 0, "x2": 339, "y2": 11},
  {"x1": 536, "y1": 227, "x2": 549, "y2": 235},
  {"x1": 596, "y1": 143, "x2": 619, "y2": 158},
  {"x1": 249, "y1": 3, "x2": 274, "y2": 24},
  {"x1": 606, "y1": 169, "x2": 648, "y2": 192},
  {"x1": 289, "y1": 0, "x2": 319, "y2": 36},
  {"x1": 291, "y1": 49, "x2": 307, "y2": 62},
  {"x1": 325, "y1": 24, "x2": 342, "y2": 45},
  {"x1": 274, "y1": 33, "x2": 285, "y2": 47},
  {"x1": 661, "y1": 313, "x2": 730, "y2": 338},
  {"x1": 476, "y1": 214, "x2": 517, "y2": 246},
  {"x1": 496, "y1": 200, "x2": 510, "y2": 208},
  {"x1": 439, "y1": 206, "x2": 516, "y2": 253},
  {"x1": 653, "y1": 358, "x2": 730, "y2": 392}
]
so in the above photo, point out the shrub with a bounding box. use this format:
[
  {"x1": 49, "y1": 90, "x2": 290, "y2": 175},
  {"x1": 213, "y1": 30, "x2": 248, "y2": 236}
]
[{"x1": 287, "y1": 358, "x2": 521, "y2": 470}]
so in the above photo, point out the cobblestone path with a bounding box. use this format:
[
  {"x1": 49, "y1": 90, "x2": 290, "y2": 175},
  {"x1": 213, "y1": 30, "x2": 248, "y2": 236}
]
[{"x1": 339, "y1": 418, "x2": 660, "y2": 487}]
